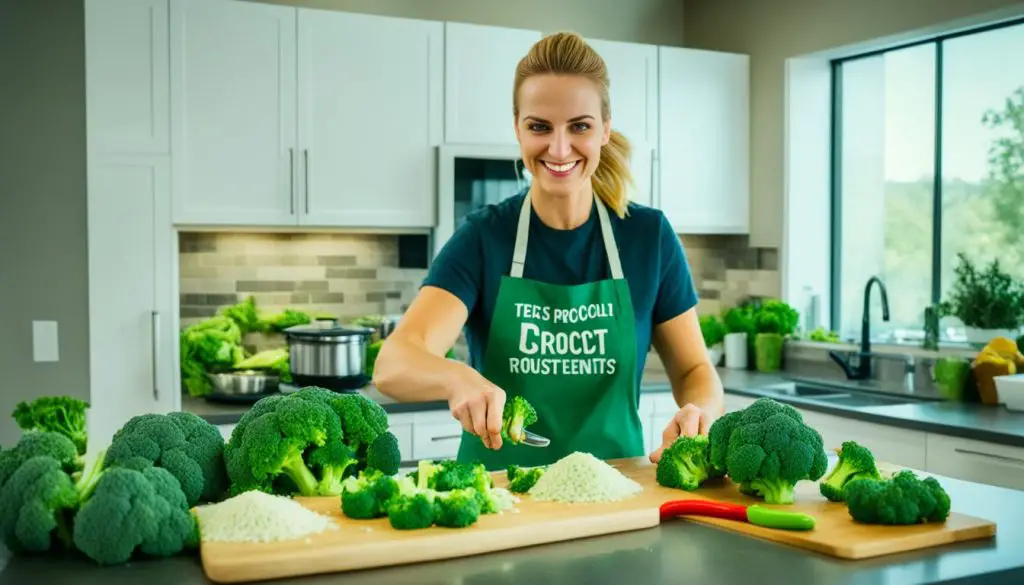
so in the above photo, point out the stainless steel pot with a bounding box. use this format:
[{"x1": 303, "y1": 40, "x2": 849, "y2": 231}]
[{"x1": 284, "y1": 322, "x2": 374, "y2": 379}]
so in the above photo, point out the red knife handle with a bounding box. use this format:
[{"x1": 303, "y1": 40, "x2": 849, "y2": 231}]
[{"x1": 659, "y1": 499, "x2": 748, "y2": 523}]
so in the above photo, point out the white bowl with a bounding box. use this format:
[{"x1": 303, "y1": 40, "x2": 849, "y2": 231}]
[{"x1": 993, "y1": 374, "x2": 1024, "y2": 412}]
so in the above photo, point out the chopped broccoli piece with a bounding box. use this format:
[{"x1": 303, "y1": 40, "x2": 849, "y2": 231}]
[
  {"x1": 413, "y1": 459, "x2": 479, "y2": 492},
  {"x1": 501, "y1": 396, "x2": 538, "y2": 444},
  {"x1": 72, "y1": 466, "x2": 198, "y2": 565},
  {"x1": 844, "y1": 470, "x2": 951, "y2": 525},
  {"x1": 655, "y1": 434, "x2": 717, "y2": 491},
  {"x1": 11, "y1": 396, "x2": 90, "y2": 456},
  {"x1": 819, "y1": 440, "x2": 882, "y2": 502},
  {"x1": 506, "y1": 464, "x2": 545, "y2": 493},
  {"x1": 387, "y1": 491, "x2": 436, "y2": 530},
  {"x1": 365, "y1": 431, "x2": 401, "y2": 475},
  {"x1": 340, "y1": 469, "x2": 412, "y2": 519},
  {"x1": 708, "y1": 397, "x2": 828, "y2": 505},
  {"x1": 0, "y1": 456, "x2": 80, "y2": 553},
  {"x1": 434, "y1": 488, "x2": 481, "y2": 528},
  {"x1": 104, "y1": 411, "x2": 227, "y2": 505}
]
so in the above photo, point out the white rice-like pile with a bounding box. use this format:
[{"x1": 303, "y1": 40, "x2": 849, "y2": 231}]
[
  {"x1": 194, "y1": 490, "x2": 338, "y2": 543},
  {"x1": 527, "y1": 452, "x2": 643, "y2": 503}
]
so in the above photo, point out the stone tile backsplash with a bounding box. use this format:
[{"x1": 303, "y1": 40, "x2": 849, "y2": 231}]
[
  {"x1": 178, "y1": 232, "x2": 427, "y2": 328},
  {"x1": 177, "y1": 231, "x2": 780, "y2": 330}
]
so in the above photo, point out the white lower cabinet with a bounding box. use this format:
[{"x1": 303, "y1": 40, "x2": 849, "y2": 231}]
[{"x1": 925, "y1": 434, "x2": 1024, "y2": 492}]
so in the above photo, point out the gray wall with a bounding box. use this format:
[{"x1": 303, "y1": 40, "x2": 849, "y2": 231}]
[
  {"x1": 0, "y1": 0, "x2": 90, "y2": 447},
  {"x1": 682, "y1": 0, "x2": 1024, "y2": 250}
]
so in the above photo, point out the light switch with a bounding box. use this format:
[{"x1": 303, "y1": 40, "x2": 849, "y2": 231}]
[{"x1": 32, "y1": 320, "x2": 59, "y2": 362}]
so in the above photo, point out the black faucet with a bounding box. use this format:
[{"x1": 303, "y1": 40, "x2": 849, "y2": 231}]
[{"x1": 829, "y1": 276, "x2": 890, "y2": 380}]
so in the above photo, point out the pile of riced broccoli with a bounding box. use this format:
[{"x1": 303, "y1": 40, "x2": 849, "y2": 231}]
[
  {"x1": 653, "y1": 397, "x2": 952, "y2": 524},
  {"x1": 0, "y1": 386, "x2": 406, "y2": 564}
]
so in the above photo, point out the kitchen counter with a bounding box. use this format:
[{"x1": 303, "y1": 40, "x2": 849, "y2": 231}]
[
  {"x1": 1, "y1": 467, "x2": 1021, "y2": 585},
  {"x1": 183, "y1": 367, "x2": 1024, "y2": 448}
]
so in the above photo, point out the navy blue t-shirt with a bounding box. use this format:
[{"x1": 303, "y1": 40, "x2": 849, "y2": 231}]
[{"x1": 422, "y1": 191, "x2": 699, "y2": 390}]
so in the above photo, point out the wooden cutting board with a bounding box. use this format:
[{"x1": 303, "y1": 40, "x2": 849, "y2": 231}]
[{"x1": 198, "y1": 457, "x2": 997, "y2": 583}]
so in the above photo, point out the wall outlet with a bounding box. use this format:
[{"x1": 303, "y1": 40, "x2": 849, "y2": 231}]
[{"x1": 32, "y1": 320, "x2": 59, "y2": 362}]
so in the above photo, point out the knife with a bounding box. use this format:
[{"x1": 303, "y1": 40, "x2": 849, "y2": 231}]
[{"x1": 660, "y1": 499, "x2": 816, "y2": 531}]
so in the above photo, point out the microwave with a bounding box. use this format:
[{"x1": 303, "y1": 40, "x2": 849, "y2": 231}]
[{"x1": 433, "y1": 144, "x2": 532, "y2": 258}]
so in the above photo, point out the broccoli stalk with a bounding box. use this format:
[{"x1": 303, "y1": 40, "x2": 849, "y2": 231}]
[
  {"x1": 501, "y1": 396, "x2": 538, "y2": 444},
  {"x1": 655, "y1": 435, "x2": 716, "y2": 491},
  {"x1": 819, "y1": 441, "x2": 882, "y2": 502},
  {"x1": 74, "y1": 448, "x2": 107, "y2": 503},
  {"x1": 278, "y1": 444, "x2": 322, "y2": 497}
]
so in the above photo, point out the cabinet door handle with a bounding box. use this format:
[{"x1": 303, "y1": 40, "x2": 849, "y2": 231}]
[
  {"x1": 650, "y1": 147, "x2": 657, "y2": 206},
  {"x1": 151, "y1": 311, "x2": 160, "y2": 400},
  {"x1": 954, "y1": 448, "x2": 1024, "y2": 467},
  {"x1": 432, "y1": 434, "x2": 461, "y2": 442},
  {"x1": 288, "y1": 147, "x2": 295, "y2": 214},
  {"x1": 304, "y1": 149, "x2": 310, "y2": 214}
]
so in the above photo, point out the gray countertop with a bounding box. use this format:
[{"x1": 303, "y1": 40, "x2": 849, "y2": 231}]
[
  {"x1": 183, "y1": 367, "x2": 1024, "y2": 448},
  {"x1": 1, "y1": 464, "x2": 1021, "y2": 585}
]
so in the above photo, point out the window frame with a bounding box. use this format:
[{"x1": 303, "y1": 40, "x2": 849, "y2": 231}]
[{"x1": 828, "y1": 16, "x2": 1024, "y2": 342}]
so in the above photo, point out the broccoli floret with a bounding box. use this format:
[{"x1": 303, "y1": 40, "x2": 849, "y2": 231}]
[
  {"x1": 434, "y1": 487, "x2": 481, "y2": 528},
  {"x1": 11, "y1": 396, "x2": 90, "y2": 456},
  {"x1": 711, "y1": 397, "x2": 828, "y2": 505},
  {"x1": 291, "y1": 387, "x2": 392, "y2": 470},
  {"x1": 844, "y1": 470, "x2": 951, "y2": 525},
  {"x1": 308, "y1": 441, "x2": 358, "y2": 496},
  {"x1": 501, "y1": 396, "x2": 538, "y2": 444},
  {"x1": 365, "y1": 431, "x2": 401, "y2": 475},
  {"x1": 506, "y1": 464, "x2": 545, "y2": 494},
  {"x1": 224, "y1": 394, "x2": 342, "y2": 497},
  {"x1": 104, "y1": 411, "x2": 227, "y2": 505},
  {"x1": 0, "y1": 456, "x2": 80, "y2": 553},
  {"x1": 387, "y1": 491, "x2": 436, "y2": 530},
  {"x1": 819, "y1": 440, "x2": 882, "y2": 502},
  {"x1": 72, "y1": 466, "x2": 198, "y2": 565},
  {"x1": 0, "y1": 431, "x2": 82, "y2": 489},
  {"x1": 656, "y1": 434, "x2": 716, "y2": 491},
  {"x1": 340, "y1": 469, "x2": 412, "y2": 519}
]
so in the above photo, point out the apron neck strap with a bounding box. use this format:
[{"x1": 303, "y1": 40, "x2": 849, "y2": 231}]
[{"x1": 510, "y1": 192, "x2": 624, "y2": 280}]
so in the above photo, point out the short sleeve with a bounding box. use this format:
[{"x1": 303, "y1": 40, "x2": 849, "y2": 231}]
[
  {"x1": 652, "y1": 211, "x2": 699, "y2": 325},
  {"x1": 421, "y1": 220, "x2": 483, "y2": 315}
]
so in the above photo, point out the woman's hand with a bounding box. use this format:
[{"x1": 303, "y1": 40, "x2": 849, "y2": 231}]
[
  {"x1": 648, "y1": 403, "x2": 716, "y2": 463},
  {"x1": 447, "y1": 369, "x2": 506, "y2": 450}
]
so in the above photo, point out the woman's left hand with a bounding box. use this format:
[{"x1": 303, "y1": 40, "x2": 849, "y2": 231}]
[{"x1": 648, "y1": 403, "x2": 716, "y2": 464}]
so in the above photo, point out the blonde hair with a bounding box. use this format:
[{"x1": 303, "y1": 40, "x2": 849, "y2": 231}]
[{"x1": 513, "y1": 32, "x2": 634, "y2": 218}]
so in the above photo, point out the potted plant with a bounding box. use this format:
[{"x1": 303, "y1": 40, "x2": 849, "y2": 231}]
[
  {"x1": 699, "y1": 314, "x2": 727, "y2": 366},
  {"x1": 722, "y1": 305, "x2": 755, "y2": 369},
  {"x1": 752, "y1": 300, "x2": 800, "y2": 373},
  {"x1": 938, "y1": 253, "x2": 1024, "y2": 348}
]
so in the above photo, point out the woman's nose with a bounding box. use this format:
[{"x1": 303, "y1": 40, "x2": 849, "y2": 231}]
[{"x1": 547, "y1": 132, "x2": 573, "y2": 160}]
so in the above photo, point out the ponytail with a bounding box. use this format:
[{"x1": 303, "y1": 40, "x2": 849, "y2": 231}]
[
  {"x1": 513, "y1": 32, "x2": 635, "y2": 218},
  {"x1": 592, "y1": 129, "x2": 634, "y2": 218}
]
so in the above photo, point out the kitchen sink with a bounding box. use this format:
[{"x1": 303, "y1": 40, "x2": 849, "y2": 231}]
[
  {"x1": 754, "y1": 381, "x2": 916, "y2": 408},
  {"x1": 808, "y1": 392, "x2": 912, "y2": 408}
]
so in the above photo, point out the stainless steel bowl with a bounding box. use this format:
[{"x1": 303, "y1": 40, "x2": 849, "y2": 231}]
[{"x1": 207, "y1": 370, "x2": 279, "y2": 396}]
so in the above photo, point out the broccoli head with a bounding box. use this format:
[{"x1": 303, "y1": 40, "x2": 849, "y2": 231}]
[
  {"x1": 104, "y1": 411, "x2": 227, "y2": 506},
  {"x1": 387, "y1": 490, "x2": 436, "y2": 530},
  {"x1": 224, "y1": 394, "x2": 343, "y2": 497},
  {"x1": 290, "y1": 387, "x2": 392, "y2": 469},
  {"x1": 11, "y1": 396, "x2": 90, "y2": 455},
  {"x1": 710, "y1": 397, "x2": 828, "y2": 505},
  {"x1": 433, "y1": 488, "x2": 481, "y2": 528},
  {"x1": 365, "y1": 431, "x2": 401, "y2": 475},
  {"x1": 819, "y1": 440, "x2": 882, "y2": 502},
  {"x1": 0, "y1": 455, "x2": 80, "y2": 554},
  {"x1": 501, "y1": 396, "x2": 537, "y2": 444},
  {"x1": 506, "y1": 464, "x2": 545, "y2": 494},
  {"x1": 0, "y1": 431, "x2": 82, "y2": 489},
  {"x1": 656, "y1": 434, "x2": 717, "y2": 491},
  {"x1": 844, "y1": 470, "x2": 951, "y2": 525},
  {"x1": 72, "y1": 466, "x2": 198, "y2": 565}
]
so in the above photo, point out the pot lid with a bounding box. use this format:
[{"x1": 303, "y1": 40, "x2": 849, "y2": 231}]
[{"x1": 284, "y1": 323, "x2": 374, "y2": 340}]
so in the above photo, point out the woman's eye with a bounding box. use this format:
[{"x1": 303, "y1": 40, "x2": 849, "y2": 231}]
[
  {"x1": 573, "y1": 123, "x2": 591, "y2": 132},
  {"x1": 528, "y1": 123, "x2": 549, "y2": 132}
]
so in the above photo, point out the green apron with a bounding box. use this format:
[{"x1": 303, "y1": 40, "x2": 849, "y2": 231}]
[{"x1": 456, "y1": 193, "x2": 645, "y2": 470}]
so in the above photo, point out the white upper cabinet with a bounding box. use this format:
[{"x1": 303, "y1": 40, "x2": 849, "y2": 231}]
[
  {"x1": 658, "y1": 47, "x2": 750, "y2": 234},
  {"x1": 444, "y1": 22, "x2": 541, "y2": 146},
  {"x1": 84, "y1": 0, "x2": 169, "y2": 155},
  {"x1": 169, "y1": 0, "x2": 298, "y2": 226},
  {"x1": 297, "y1": 10, "x2": 442, "y2": 228},
  {"x1": 587, "y1": 39, "x2": 659, "y2": 208}
]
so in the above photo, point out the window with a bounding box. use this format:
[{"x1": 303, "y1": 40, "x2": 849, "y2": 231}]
[{"x1": 830, "y1": 19, "x2": 1024, "y2": 344}]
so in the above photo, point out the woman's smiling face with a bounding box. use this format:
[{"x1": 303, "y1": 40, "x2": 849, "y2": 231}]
[{"x1": 514, "y1": 74, "x2": 611, "y2": 199}]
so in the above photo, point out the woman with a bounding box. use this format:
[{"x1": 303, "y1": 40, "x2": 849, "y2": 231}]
[{"x1": 373, "y1": 31, "x2": 724, "y2": 470}]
